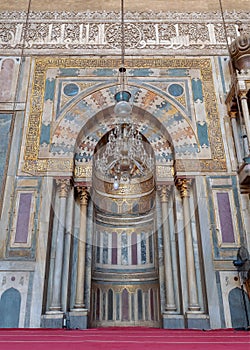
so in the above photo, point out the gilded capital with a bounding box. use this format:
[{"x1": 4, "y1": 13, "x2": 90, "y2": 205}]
[
  {"x1": 77, "y1": 187, "x2": 89, "y2": 206},
  {"x1": 239, "y1": 91, "x2": 247, "y2": 100},
  {"x1": 157, "y1": 185, "x2": 171, "y2": 203},
  {"x1": 229, "y1": 111, "x2": 238, "y2": 119},
  {"x1": 56, "y1": 178, "x2": 71, "y2": 198},
  {"x1": 175, "y1": 178, "x2": 192, "y2": 198}
]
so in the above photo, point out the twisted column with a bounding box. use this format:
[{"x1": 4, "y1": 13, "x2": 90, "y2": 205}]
[
  {"x1": 176, "y1": 178, "x2": 200, "y2": 312},
  {"x1": 74, "y1": 187, "x2": 89, "y2": 310},
  {"x1": 158, "y1": 185, "x2": 176, "y2": 312},
  {"x1": 49, "y1": 179, "x2": 70, "y2": 312}
]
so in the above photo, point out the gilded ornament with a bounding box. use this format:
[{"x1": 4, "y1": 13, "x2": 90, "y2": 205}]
[
  {"x1": 77, "y1": 187, "x2": 89, "y2": 205},
  {"x1": 175, "y1": 178, "x2": 192, "y2": 198}
]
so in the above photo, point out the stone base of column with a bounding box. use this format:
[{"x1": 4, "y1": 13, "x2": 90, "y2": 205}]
[
  {"x1": 41, "y1": 312, "x2": 64, "y2": 328},
  {"x1": 69, "y1": 309, "x2": 88, "y2": 329},
  {"x1": 185, "y1": 312, "x2": 210, "y2": 329},
  {"x1": 162, "y1": 313, "x2": 185, "y2": 329}
]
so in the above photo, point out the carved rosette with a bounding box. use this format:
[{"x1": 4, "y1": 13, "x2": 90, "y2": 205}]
[
  {"x1": 175, "y1": 178, "x2": 192, "y2": 198},
  {"x1": 77, "y1": 187, "x2": 89, "y2": 206},
  {"x1": 56, "y1": 178, "x2": 71, "y2": 198}
]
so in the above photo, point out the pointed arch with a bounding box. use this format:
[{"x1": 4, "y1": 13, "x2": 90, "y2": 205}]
[{"x1": 50, "y1": 83, "x2": 199, "y2": 164}]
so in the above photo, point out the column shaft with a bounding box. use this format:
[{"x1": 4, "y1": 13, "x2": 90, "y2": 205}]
[
  {"x1": 50, "y1": 179, "x2": 70, "y2": 312},
  {"x1": 176, "y1": 178, "x2": 200, "y2": 312},
  {"x1": 74, "y1": 187, "x2": 88, "y2": 309},
  {"x1": 159, "y1": 185, "x2": 176, "y2": 312},
  {"x1": 61, "y1": 188, "x2": 74, "y2": 312},
  {"x1": 240, "y1": 94, "x2": 250, "y2": 152},
  {"x1": 230, "y1": 113, "x2": 244, "y2": 163}
]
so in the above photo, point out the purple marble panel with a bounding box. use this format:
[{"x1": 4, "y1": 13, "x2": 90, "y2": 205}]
[
  {"x1": 15, "y1": 193, "x2": 32, "y2": 243},
  {"x1": 121, "y1": 289, "x2": 129, "y2": 321},
  {"x1": 111, "y1": 232, "x2": 117, "y2": 265},
  {"x1": 217, "y1": 192, "x2": 235, "y2": 243},
  {"x1": 131, "y1": 232, "x2": 138, "y2": 265}
]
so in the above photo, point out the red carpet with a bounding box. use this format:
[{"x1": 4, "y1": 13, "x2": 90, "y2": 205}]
[{"x1": 0, "y1": 328, "x2": 249, "y2": 350}]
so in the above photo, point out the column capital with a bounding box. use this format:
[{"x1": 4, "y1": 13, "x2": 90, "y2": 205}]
[
  {"x1": 157, "y1": 185, "x2": 171, "y2": 203},
  {"x1": 77, "y1": 186, "x2": 89, "y2": 206},
  {"x1": 175, "y1": 178, "x2": 192, "y2": 198},
  {"x1": 239, "y1": 90, "x2": 248, "y2": 99},
  {"x1": 229, "y1": 110, "x2": 238, "y2": 119},
  {"x1": 56, "y1": 178, "x2": 71, "y2": 198}
]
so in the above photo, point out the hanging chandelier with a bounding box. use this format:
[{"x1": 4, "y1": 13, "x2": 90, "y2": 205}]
[{"x1": 94, "y1": 0, "x2": 154, "y2": 190}]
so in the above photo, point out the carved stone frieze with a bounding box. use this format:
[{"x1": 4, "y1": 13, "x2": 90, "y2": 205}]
[{"x1": 0, "y1": 11, "x2": 249, "y2": 55}]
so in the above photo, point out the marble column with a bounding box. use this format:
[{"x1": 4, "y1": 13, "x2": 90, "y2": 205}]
[
  {"x1": 74, "y1": 187, "x2": 89, "y2": 310},
  {"x1": 176, "y1": 178, "x2": 200, "y2": 312},
  {"x1": 158, "y1": 185, "x2": 176, "y2": 312},
  {"x1": 61, "y1": 187, "x2": 74, "y2": 312},
  {"x1": 49, "y1": 179, "x2": 70, "y2": 312},
  {"x1": 240, "y1": 91, "x2": 250, "y2": 154},
  {"x1": 229, "y1": 111, "x2": 243, "y2": 164}
]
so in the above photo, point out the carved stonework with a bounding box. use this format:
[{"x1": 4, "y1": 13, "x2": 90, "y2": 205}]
[
  {"x1": 175, "y1": 178, "x2": 192, "y2": 198},
  {"x1": 157, "y1": 185, "x2": 171, "y2": 203},
  {"x1": 56, "y1": 178, "x2": 71, "y2": 198},
  {"x1": 0, "y1": 11, "x2": 249, "y2": 55}
]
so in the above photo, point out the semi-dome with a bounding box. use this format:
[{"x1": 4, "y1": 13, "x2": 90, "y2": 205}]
[{"x1": 230, "y1": 25, "x2": 250, "y2": 71}]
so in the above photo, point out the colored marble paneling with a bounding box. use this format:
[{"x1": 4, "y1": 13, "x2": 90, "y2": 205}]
[
  {"x1": 0, "y1": 58, "x2": 14, "y2": 102},
  {"x1": 15, "y1": 193, "x2": 32, "y2": 244},
  {"x1": 191, "y1": 78, "x2": 203, "y2": 102},
  {"x1": 40, "y1": 123, "x2": 50, "y2": 145},
  {"x1": 168, "y1": 83, "x2": 184, "y2": 97},
  {"x1": 59, "y1": 68, "x2": 80, "y2": 76},
  {"x1": 131, "y1": 232, "x2": 138, "y2": 265},
  {"x1": 121, "y1": 232, "x2": 128, "y2": 265},
  {"x1": 167, "y1": 68, "x2": 188, "y2": 76},
  {"x1": 141, "y1": 232, "x2": 146, "y2": 264},
  {"x1": 102, "y1": 232, "x2": 108, "y2": 264},
  {"x1": 128, "y1": 68, "x2": 153, "y2": 77},
  {"x1": 197, "y1": 121, "x2": 209, "y2": 148},
  {"x1": 63, "y1": 83, "x2": 79, "y2": 96},
  {"x1": 92, "y1": 68, "x2": 116, "y2": 77},
  {"x1": 0, "y1": 288, "x2": 21, "y2": 327},
  {"x1": 137, "y1": 289, "x2": 143, "y2": 320},
  {"x1": 112, "y1": 232, "x2": 117, "y2": 265},
  {"x1": 108, "y1": 289, "x2": 113, "y2": 321},
  {"x1": 229, "y1": 287, "x2": 250, "y2": 328},
  {"x1": 121, "y1": 289, "x2": 129, "y2": 321},
  {"x1": 44, "y1": 79, "x2": 55, "y2": 101},
  {"x1": 0, "y1": 113, "x2": 12, "y2": 196},
  {"x1": 216, "y1": 192, "x2": 235, "y2": 243}
]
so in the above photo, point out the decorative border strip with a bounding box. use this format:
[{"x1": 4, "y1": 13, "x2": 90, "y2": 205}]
[{"x1": 0, "y1": 11, "x2": 249, "y2": 55}]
